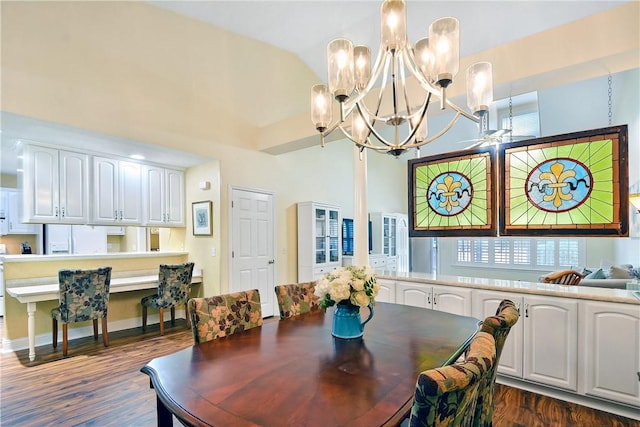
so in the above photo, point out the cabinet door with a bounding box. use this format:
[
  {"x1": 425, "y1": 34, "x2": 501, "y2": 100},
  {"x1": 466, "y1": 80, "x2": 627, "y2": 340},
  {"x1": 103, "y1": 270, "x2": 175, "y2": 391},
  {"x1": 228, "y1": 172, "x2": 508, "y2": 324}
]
[
  {"x1": 92, "y1": 156, "x2": 119, "y2": 223},
  {"x1": 58, "y1": 150, "x2": 88, "y2": 222},
  {"x1": 144, "y1": 165, "x2": 165, "y2": 225},
  {"x1": 582, "y1": 301, "x2": 640, "y2": 406},
  {"x1": 473, "y1": 290, "x2": 523, "y2": 378},
  {"x1": 25, "y1": 145, "x2": 59, "y2": 221},
  {"x1": 118, "y1": 161, "x2": 142, "y2": 224},
  {"x1": 327, "y1": 208, "x2": 340, "y2": 263},
  {"x1": 376, "y1": 279, "x2": 396, "y2": 304},
  {"x1": 7, "y1": 190, "x2": 39, "y2": 234},
  {"x1": 432, "y1": 284, "x2": 472, "y2": 316},
  {"x1": 523, "y1": 295, "x2": 578, "y2": 391},
  {"x1": 165, "y1": 168, "x2": 184, "y2": 225},
  {"x1": 0, "y1": 190, "x2": 8, "y2": 235},
  {"x1": 396, "y1": 282, "x2": 431, "y2": 308}
]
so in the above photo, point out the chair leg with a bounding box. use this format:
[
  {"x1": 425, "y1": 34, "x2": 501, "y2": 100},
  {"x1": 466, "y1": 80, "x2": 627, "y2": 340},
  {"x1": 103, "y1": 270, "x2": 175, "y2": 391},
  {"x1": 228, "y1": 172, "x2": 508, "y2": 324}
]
[
  {"x1": 159, "y1": 308, "x2": 164, "y2": 336},
  {"x1": 142, "y1": 305, "x2": 147, "y2": 331},
  {"x1": 93, "y1": 319, "x2": 99, "y2": 340},
  {"x1": 185, "y1": 303, "x2": 191, "y2": 329},
  {"x1": 170, "y1": 306, "x2": 176, "y2": 326},
  {"x1": 62, "y1": 324, "x2": 69, "y2": 357},
  {"x1": 52, "y1": 318, "x2": 58, "y2": 349},
  {"x1": 102, "y1": 316, "x2": 109, "y2": 348}
]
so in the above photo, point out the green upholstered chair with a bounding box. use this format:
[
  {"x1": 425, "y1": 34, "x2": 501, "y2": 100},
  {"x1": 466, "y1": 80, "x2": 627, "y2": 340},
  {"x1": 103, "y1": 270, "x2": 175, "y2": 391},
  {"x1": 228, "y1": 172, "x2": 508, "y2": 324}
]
[
  {"x1": 52, "y1": 266, "x2": 112, "y2": 357},
  {"x1": 274, "y1": 282, "x2": 319, "y2": 319},
  {"x1": 188, "y1": 289, "x2": 263, "y2": 344},
  {"x1": 409, "y1": 331, "x2": 496, "y2": 427},
  {"x1": 141, "y1": 262, "x2": 195, "y2": 336},
  {"x1": 473, "y1": 299, "x2": 520, "y2": 427}
]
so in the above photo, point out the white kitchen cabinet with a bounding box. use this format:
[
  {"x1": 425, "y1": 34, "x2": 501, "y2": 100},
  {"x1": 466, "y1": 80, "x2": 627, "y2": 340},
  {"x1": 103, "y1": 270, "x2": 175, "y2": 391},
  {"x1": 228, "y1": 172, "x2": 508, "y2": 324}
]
[
  {"x1": 92, "y1": 157, "x2": 142, "y2": 225},
  {"x1": 523, "y1": 295, "x2": 578, "y2": 391},
  {"x1": 396, "y1": 281, "x2": 472, "y2": 316},
  {"x1": 143, "y1": 166, "x2": 185, "y2": 227},
  {"x1": 472, "y1": 289, "x2": 578, "y2": 391},
  {"x1": 22, "y1": 145, "x2": 88, "y2": 223},
  {"x1": 0, "y1": 190, "x2": 7, "y2": 235},
  {"x1": 6, "y1": 189, "x2": 39, "y2": 234},
  {"x1": 375, "y1": 278, "x2": 396, "y2": 304},
  {"x1": 297, "y1": 202, "x2": 341, "y2": 282},
  {"x1": 472, "y1": 290, "x2": 524, "y2": 378},
  {"x1": 581, "y1": 301, "x2": 640, "y2": 406}
]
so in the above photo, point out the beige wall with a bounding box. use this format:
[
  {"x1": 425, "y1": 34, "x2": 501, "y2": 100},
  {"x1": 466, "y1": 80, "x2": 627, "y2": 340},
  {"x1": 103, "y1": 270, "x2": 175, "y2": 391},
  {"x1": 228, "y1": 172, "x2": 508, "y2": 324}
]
[{"x1": 3, "y1": 254, "x2": 189, "y2": 339}]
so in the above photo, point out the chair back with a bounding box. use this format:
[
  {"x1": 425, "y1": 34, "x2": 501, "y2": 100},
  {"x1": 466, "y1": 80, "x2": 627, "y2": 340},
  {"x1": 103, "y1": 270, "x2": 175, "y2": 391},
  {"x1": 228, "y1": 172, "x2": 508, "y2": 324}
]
[
  {"x1": 188, "y1": 289, "x2": 263, "y2": 344},
  {"x1": 57, "y1": 267, "x2": 112, "y2": 323},
  {"x1": 472, "y1": 299, "x2": 520, "y2": 427},
  {"x1": 156, "y1": 262, "x2": 195, "y2": 308},
  {"x1": 409, "y1": 331, "x2": 496, "y2": 427},
  {"x1": 542, "y1": 269, "x2": 585, "y2": 285},
  {"x1": 275, "y1": 282, "x2": 319, "y2": 319}
]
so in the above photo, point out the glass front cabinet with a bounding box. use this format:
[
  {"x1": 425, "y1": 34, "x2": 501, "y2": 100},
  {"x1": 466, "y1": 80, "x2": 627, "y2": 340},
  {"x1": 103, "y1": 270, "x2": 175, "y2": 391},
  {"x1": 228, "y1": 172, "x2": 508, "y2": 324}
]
[{"x1": 297, "y1": 201, "x2": 342, "y2": 282}]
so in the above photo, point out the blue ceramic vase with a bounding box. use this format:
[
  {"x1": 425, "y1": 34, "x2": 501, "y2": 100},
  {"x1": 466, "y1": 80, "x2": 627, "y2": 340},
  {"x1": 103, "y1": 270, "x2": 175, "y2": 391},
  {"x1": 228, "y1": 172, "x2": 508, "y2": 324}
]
[{"x1": 332, "y1": 301, "x2": 374, "y2": 339}]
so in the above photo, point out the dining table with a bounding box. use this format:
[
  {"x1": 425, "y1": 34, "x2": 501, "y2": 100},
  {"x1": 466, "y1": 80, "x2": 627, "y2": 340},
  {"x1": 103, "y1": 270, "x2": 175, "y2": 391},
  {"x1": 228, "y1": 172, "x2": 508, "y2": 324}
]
[{"x1": 141, "y1": 302, "x2": 481, "y2": 427}]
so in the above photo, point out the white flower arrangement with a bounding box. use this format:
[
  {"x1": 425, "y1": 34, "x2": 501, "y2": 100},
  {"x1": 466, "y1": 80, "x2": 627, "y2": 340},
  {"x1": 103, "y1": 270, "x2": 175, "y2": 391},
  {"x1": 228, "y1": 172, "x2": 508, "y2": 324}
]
[{"x1": 314, "y1": 265, "x2": 379, "y2": 309}]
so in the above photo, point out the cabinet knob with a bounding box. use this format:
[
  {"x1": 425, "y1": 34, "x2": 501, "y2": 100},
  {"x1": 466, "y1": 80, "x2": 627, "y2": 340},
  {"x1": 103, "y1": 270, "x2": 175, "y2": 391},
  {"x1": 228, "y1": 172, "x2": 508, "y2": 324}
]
[
  {"x1": 114, "y1": 210, "x2": 118, "y2": 220},
  {"x1": 61, "y1": 207, "x2": 65, "y2": 218},
  {"x1": 268, "y1": 260, "x2": 275, "y2": 264}
]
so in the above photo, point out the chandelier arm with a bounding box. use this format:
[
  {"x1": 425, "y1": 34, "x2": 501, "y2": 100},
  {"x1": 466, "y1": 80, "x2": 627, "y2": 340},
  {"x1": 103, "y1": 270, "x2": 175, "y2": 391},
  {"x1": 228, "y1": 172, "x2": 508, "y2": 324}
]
[
  {"x1": 343, "y1": 47, "x2": 389, "y2": 112},
  {"x1": 398, "y1": 53, "x2": 413, "y2": 117}
]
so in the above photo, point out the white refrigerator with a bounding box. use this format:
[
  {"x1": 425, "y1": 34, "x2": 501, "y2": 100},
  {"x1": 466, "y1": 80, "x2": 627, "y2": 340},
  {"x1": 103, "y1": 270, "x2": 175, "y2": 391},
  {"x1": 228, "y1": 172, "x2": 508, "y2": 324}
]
[{"x1": 45, "y1": 225, "x2": 108, "y2": 254}]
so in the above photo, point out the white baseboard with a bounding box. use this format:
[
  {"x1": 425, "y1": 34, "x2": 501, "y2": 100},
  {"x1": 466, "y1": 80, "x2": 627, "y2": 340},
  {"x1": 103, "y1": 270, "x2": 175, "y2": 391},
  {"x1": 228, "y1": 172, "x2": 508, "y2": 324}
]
[{"x1": 1, "y1": 309, "x2": 187, "y2": 353}]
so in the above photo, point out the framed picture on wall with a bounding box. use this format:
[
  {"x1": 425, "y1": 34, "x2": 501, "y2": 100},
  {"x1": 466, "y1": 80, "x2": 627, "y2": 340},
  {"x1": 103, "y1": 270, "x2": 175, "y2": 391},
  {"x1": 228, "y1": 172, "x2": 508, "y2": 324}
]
[
  {"x1": 408, "y1": 147, "x2": 497, "y2": 237},
  {"x1": 192, "y1": 200, "x2": 213, "y2": 236},
  {"x1": 499, "y1": 125, "x2": 629, "y2": 236}
]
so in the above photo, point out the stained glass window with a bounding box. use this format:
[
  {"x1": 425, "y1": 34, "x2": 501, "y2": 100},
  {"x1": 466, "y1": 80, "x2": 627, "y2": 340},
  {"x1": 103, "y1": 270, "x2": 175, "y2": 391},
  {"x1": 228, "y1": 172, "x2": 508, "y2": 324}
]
[
  {"x1": 499, "y1": 125, "x2": 628, "y2": 236},
  {"x1": 409, "y1": 148, "x2": 496, "y2": 237}
]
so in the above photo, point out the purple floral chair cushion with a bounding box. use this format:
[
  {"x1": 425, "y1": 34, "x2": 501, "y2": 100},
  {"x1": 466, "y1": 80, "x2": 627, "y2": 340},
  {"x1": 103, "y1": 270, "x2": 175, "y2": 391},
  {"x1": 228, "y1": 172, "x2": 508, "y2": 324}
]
[
  {"x1": 52, "y1": 267, "x2": 112, "y2": 323},
  {"x1": 275, "y1": 282, "x2": 319, "y2": 319},
  {"x1": 472, "y1": 299, "x2": 520, "y2": 427},
  {"x1": 188, "y1": 289, "x2": 263, "y2": 344},
  {"x1": 409, "y1": 331, "x2": 496, "y2": 427},
  {"x1": 141, "y1": 262, "x2": 195, "y2": 309}
]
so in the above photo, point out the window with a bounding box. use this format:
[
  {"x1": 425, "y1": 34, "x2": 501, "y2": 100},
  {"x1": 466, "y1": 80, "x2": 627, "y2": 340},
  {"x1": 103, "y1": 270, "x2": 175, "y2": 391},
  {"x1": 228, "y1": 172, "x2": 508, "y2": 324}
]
[{"x1": 454, "y1": 237, "x2": 584, "y2": 270}]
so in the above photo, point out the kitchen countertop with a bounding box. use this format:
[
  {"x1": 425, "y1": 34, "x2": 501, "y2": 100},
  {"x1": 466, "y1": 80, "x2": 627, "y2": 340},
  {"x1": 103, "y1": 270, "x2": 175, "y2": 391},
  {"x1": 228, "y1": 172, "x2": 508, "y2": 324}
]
[{"x1": 378, "y1": 271, "x2": 640, "y2": 305}]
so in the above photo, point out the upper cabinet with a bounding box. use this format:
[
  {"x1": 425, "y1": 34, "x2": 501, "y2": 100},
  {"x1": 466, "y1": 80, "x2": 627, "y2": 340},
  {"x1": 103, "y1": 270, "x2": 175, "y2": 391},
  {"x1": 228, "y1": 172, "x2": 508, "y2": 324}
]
[
  {"x1": 92, "y1": 156, "x2": 142, "y2": 225},
  {"x1": 22, "y1": 145, "x2": 89, "y2": 223},
  {"x1": 143, "y1": 166, "x2": 185, "y2": 227},
  {"x1": 0, "y1": 188, "x2": 40, "y2": 235}
]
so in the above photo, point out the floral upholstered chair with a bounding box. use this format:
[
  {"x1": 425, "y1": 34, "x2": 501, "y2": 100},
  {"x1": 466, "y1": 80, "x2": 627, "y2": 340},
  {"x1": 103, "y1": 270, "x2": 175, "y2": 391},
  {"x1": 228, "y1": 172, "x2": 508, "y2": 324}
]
[
  {"x1": 188, "y1": 289, "x2": 263, "y2": 344},
  {"x1": 52, "y1": 266, "x2": 112, "y2": 357},
  {"x1": 472, "y1": 299, "x2": 520, "y2": 427},
  {"x1": 274, "y1": 282, "x2": 319, "y2": 319},
  {"x1": 141, "y1": 262, "x2": 195, "y2": 336},
  {"x1": 409, "y1": 331, "x2": 496, "y2": 427}
]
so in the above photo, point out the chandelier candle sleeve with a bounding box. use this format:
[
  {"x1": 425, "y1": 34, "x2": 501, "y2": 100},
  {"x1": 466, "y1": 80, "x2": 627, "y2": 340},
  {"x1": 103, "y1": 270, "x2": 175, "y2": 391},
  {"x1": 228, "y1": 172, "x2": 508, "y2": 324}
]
[{"x1": 466, "y1": 62, "x2": 493, "y2": 117}]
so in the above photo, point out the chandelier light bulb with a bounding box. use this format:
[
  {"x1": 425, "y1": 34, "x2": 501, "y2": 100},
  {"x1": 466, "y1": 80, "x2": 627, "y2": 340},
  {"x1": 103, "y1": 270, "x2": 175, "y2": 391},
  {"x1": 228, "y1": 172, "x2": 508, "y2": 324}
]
[
  {"x1": 466, "y1": 62, "x2": 493, "y2": 117},
  {"x1": 354, "y1": 46, "x2": 371, "y2": 91},
  {"x1": 327, "y1": 38, "x2": 355, "y2": 102},
  {"x1": 381, "y1": 0, "x2": 407, "y2": 52},
  {"x1": 311, "y1": 84, "x2": 332, "y2": 131},
  {"x1": 352, "y1": 110, "x2": 369, "y2": 143},
  {"x1": 428, "y1": 17, "x2": 459, "y2": 88}
]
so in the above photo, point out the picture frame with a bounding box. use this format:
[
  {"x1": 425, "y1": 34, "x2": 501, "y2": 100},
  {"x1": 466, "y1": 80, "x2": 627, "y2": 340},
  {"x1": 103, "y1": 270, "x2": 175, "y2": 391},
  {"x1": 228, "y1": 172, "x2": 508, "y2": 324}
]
[
  {"x1": 192, "y1": 200, "x2": 213, "y2": 236},
  {"x1": 498, "y1": 125, "x2": 629, "y2": 236},
  {"x1": 408, "y1": 147, "x2": 497, "y2": 237}
]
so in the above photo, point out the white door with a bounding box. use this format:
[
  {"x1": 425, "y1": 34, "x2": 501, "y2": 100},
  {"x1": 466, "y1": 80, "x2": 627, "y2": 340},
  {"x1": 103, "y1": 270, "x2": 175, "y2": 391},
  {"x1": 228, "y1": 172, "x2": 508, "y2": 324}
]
[{"x1": 230, "y1": 187, "x2": 275, "y2": 317}]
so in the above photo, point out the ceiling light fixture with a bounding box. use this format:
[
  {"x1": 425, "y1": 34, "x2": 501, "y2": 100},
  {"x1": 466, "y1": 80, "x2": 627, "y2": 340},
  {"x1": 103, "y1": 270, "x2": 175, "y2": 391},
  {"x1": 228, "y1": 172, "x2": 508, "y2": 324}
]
[{"x1": 310, "y1": 0, "x2": 493, "y2": 157}]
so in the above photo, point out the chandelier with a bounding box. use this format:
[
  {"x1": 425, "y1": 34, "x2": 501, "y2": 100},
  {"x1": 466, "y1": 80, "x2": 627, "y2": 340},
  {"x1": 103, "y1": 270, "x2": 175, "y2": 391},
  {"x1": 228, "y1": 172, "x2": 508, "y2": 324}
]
[{"x1": 310, "y1": 0, "x2": 494, "y2": 157}]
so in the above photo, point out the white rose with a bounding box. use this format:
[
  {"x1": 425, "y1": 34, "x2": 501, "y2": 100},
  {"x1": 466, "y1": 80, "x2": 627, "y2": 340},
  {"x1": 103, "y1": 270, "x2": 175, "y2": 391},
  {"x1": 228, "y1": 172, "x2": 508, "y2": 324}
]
[
  {"x1": 351, "y1": 278, "x2": 365, "y2": 291},
  {"x1": 350, "y1": 291, "x2": 370, "y2": 307},
  {"x1": 329, "y1": 279, "x2": 351, "y2": 302}
]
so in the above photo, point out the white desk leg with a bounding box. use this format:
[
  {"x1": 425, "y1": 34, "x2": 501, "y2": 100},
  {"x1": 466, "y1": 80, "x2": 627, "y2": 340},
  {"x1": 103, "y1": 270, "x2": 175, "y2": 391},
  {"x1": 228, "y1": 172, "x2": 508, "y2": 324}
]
[{"x1": 26, "y1": 302, "x2": 37, "y2": 361}]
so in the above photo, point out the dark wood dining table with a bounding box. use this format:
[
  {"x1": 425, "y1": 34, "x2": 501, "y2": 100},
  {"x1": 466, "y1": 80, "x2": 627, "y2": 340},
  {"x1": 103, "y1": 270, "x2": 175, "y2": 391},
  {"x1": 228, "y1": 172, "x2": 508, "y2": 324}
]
[{"x1": 141, "y1": 302, "x2": 481, "y2": 427}]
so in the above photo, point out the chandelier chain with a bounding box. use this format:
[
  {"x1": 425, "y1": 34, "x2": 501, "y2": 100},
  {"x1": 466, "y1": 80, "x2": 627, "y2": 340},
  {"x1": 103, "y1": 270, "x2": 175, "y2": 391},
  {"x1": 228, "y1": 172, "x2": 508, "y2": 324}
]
[
  {"x1": 607, "y1": 74, "x2": 613, "y2": 126},
  {"x1": 509, "y1": 96, "x2": 513, "y2": 143}
]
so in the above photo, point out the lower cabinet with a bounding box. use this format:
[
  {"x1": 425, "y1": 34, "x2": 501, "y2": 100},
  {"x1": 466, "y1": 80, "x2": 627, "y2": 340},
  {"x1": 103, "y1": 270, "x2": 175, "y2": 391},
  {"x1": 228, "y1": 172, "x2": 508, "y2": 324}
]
[
  {"x1": 395, "y1": 281, "x2": 472, "y2": 316},
  {"x1": 473, "y1": 290, "x2": 578, "y2": 391},
  {"x1": 375, "y1": 278, "x2": 396, "y2": 304},
  {"x1": 581, "y1": 301, "x2": 640, "y2": 407}
]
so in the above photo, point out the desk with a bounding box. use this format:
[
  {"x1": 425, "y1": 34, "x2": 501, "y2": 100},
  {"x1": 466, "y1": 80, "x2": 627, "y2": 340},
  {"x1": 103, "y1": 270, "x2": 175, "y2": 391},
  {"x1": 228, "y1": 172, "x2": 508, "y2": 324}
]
[
  {"x1": 141, "y1": 303, "x2": 480, "y2": 427},
  {"x1": 6, "y1": 269, "x2": 202, "y2": 361}
]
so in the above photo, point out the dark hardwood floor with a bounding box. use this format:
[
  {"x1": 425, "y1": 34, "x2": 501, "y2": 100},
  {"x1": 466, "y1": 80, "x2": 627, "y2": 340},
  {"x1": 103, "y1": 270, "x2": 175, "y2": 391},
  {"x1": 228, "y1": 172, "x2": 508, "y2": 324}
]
[{"x1": 1, "y1": 316, "x2": 638, "y2": 426}]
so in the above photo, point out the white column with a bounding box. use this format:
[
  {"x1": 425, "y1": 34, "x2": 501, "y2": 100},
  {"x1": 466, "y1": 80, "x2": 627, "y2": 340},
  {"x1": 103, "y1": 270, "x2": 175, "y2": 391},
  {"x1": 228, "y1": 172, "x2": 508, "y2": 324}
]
[
  {"x1": 27, "y1": 301, "x2": 37, "y2": 361},
  {"x1": 353, "y1": 146, "x2": 369, "y2": 267}
]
